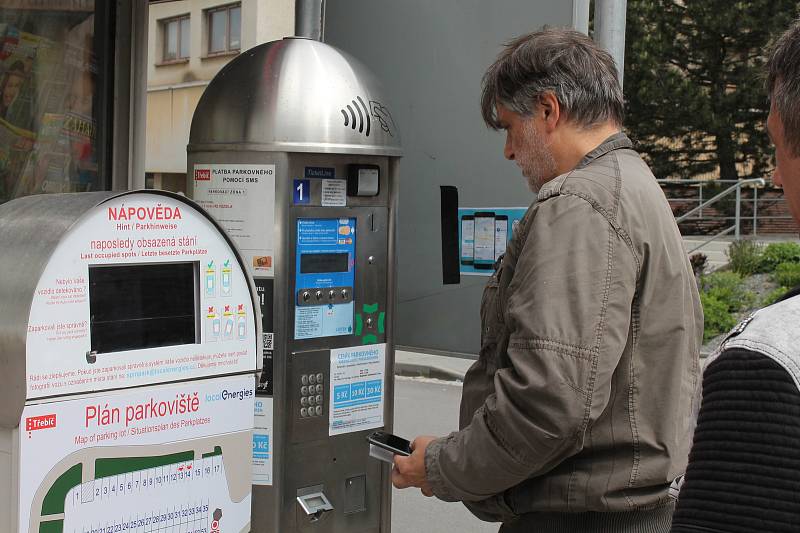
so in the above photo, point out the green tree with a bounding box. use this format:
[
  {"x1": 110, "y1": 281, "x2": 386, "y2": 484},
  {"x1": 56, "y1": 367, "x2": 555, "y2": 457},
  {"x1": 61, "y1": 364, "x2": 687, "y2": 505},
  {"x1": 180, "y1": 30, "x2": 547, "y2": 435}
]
[{"x1": 624, "y1": 0, "x2": 799, "y2": 181}]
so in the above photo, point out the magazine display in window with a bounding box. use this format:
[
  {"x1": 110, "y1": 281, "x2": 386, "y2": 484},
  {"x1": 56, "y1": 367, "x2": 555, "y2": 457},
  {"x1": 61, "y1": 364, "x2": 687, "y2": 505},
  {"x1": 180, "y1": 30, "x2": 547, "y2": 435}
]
[{"x1": 0, "y1": 7, "x2": 99, "y2": 204}]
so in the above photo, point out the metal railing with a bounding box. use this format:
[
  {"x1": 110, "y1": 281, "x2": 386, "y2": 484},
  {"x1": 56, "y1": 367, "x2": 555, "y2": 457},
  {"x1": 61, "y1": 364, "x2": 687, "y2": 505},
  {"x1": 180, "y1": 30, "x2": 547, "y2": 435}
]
[{"x1": 657, "y1": 178, "x2": 766, "y2": 254}]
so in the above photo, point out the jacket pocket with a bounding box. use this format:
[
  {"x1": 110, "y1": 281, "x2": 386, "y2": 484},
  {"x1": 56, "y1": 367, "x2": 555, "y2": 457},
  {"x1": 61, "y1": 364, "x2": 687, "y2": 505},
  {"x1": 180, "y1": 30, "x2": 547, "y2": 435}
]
[
  {"x1": 461, "y1": 270, "x2": 504, "y2": 428},
  {"x1": 480, "y1": 262, "x2": 507, "y2": 359},
  {"x1": 463, "y1": 492, "x2": 519, "y2": 523},
  {"x1": 480, "y1": 274, "x2": 500, "y2": 347}
]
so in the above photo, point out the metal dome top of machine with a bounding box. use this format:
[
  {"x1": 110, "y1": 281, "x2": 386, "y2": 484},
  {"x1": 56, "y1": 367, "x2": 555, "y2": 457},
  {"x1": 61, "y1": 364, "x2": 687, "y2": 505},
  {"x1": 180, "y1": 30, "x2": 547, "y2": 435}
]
[{"x1": 189, "y1": 37, "x2": 403, "y2": 157}]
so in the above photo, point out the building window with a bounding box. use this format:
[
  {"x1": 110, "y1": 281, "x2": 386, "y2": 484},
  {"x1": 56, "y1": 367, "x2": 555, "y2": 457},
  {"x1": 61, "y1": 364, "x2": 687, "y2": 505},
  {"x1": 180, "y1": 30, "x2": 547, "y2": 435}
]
[
  {"x1": 162, "y1": 15, "x2": 190, "y2": 62},
  {"x1": 207, "y1": 3, "x2": 241, "y2": 55}
]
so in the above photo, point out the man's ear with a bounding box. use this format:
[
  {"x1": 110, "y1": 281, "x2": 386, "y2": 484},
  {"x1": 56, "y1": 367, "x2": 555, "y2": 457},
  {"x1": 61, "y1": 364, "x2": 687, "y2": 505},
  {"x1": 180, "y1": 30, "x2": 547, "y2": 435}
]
[{"x1": 537, "y1": 92, "x2": 561, "y2": 133}]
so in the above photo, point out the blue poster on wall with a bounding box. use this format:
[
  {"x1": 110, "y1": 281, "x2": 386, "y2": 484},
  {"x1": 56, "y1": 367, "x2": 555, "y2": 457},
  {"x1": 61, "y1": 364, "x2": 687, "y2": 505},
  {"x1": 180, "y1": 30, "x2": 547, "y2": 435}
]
[{"x1": 458, "y1": 207, "x2": 527, "y2": 276}]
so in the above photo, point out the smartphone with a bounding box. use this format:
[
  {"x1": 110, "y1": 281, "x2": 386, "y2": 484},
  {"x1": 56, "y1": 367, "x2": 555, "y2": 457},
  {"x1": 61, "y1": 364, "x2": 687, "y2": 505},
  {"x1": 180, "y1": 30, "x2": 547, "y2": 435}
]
[
  {"x1": 494, "y1": 215, "x2": 508, "y2": 260},
  {"x1": 460, "y1": 214, "x2": 475, "y2": 265},
  {"x1": 473, "y1": 211, "x2": 496, "y2": 269},
  {"x1": 367, "y1": 430, "x2": 412, "y2": 456}
]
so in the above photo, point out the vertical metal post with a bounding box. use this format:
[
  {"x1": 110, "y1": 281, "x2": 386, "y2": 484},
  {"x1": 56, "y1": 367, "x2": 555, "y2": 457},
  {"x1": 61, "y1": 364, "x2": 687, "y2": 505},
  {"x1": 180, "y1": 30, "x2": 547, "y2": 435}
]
[
  {"x1": 295, "y1": 0, "x2": 325, "y2": 41},
  {"x1": 699, "y1": 183, "x2": 703, "y2": 218},
  {"x1": 735, "y1": 184, "x2": 742, "y2": 239},
  {"x1": 594, "y1": 0, "x2": 628, "y2": 89},
  {"x1": 112, "y1": 0, "x2": 149, "y2": 191},
  {"x1": 753, "y1": 186, "x2": 759, "y2": 236},
  {"x1": 130, "y1": 0, "x2": 149, "y2": 190},
  {"x1": 573, "y1": 0, "x2": 591, "y2": 35}
]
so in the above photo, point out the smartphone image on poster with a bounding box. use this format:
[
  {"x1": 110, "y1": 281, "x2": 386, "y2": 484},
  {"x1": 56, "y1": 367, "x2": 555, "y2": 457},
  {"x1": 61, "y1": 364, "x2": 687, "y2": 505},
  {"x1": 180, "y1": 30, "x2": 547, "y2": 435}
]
[
  {"x1": 461, "y1": 215, "x2": 475, "y2": 265},
  {"x1": 494, "y1": 215, "x2": 508, "y2": 260},
  {"x1": 473, "y1": 211, "x2": 496, "y2": 269}
]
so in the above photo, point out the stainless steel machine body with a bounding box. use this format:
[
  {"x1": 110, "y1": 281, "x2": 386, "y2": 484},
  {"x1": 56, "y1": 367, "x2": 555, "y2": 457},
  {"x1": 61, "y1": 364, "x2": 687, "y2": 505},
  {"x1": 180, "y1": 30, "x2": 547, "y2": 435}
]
[{"x1": 188, "y1": 37, "x2": 402, "y2": 532}]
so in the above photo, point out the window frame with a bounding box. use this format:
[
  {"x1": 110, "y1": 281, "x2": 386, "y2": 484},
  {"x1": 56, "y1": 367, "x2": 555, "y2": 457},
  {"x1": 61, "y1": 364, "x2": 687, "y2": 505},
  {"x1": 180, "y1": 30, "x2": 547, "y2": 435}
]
[
  {"x1": 205, "y1": 3, "x2": 241, "y2": 57},
  {"x1": 160, "y1": 14, "x2": 190, "y2": 64}
]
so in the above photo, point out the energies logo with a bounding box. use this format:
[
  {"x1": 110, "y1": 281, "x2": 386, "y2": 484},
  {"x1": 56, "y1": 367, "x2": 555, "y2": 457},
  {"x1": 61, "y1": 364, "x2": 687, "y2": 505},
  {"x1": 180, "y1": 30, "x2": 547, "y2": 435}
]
[
  {"x1": 211, "y1": 508, "x2": 223, "y2": 533},
  {"x1": 195, "y1": 168, "x2": 211, "y2": 181},
  {"x1": 205, "y1": 386, "x2": 254, "y2": 403}
]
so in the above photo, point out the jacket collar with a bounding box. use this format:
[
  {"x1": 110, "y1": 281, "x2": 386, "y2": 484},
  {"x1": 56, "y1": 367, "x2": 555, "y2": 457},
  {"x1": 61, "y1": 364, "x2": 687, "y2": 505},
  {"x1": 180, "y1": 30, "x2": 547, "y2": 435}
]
[
  {"x1": 538, "y1": 132, "x2": 632, "y2": 200},
  {"x1": 574, "y1": 131, "x2": 633, "y2": 170}
]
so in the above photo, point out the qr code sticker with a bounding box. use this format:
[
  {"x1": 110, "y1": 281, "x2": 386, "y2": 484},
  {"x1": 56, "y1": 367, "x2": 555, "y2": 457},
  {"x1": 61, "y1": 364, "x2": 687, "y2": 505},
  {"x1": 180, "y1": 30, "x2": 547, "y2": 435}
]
[{"x1": 263, "y1": 333, "x2": 274, "y2": 350}]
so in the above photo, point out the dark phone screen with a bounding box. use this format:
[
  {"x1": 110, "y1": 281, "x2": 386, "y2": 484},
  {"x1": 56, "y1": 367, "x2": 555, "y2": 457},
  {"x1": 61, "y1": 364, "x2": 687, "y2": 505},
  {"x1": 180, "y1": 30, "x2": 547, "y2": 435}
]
[
  {"x1": 300, "y1": 252, "x2": 349, "y2": 274},
  {"x1": 370, "y1": 432, "x2": 412, "y2": 454},
  {"x1": 89, "y1": 262, "x2": 198, "y2": 353}
]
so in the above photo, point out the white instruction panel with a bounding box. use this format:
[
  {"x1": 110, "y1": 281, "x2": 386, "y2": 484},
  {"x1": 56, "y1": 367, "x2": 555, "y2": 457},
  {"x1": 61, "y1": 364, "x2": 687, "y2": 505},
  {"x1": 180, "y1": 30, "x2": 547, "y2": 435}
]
[
  {"x1": 193, "y1": 164, "x2": 276, "y2": 277},
  {"x1": 329, "y1": 344, "x2": 385, "y2": 436},
  {"x1": 253, "y1": 396, "x2": 274, "y2": 486},
  {"x1": 25, "y1": 193, "x2": 258, "y2": 399},
  {"x1": 19, "y1": 375, "x2": 254, "y2": 533},
  {"x1": 321, "y1": 179, "x2": 347, "y2": 207}
]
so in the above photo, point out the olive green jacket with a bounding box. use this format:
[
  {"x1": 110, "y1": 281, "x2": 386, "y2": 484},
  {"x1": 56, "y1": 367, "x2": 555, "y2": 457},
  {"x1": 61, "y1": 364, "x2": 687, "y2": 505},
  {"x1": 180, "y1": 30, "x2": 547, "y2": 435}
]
[{"x1": 425, "y1": 133, "x2": 703, "y2": 521}]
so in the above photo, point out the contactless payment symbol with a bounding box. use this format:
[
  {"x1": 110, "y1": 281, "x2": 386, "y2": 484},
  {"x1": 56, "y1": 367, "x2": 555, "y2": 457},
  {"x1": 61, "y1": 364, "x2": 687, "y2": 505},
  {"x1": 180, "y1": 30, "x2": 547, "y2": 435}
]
[{"x1": 293, "y1": 179, "x2": 310, "y2": 204}]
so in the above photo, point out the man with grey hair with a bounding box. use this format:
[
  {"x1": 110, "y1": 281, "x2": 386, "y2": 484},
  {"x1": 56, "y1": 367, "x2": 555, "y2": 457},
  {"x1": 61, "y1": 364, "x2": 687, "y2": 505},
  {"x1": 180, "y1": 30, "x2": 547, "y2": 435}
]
[
  {"x1": 392, "y1": 28, "x2": 703, "y2": 532},
  {"x1": 670, "y1": 20, "x2": 800, "y2": 533}
]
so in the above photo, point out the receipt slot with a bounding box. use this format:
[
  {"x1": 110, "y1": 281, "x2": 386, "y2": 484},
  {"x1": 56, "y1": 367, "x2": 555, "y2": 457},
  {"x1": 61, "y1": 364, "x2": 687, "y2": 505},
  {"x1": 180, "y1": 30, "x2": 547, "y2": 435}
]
[
  {"x1": 0, "y1": 191, "x2": 261, "y2": 533},
  {"x1": 188, "y1": 38, "x2": 402, "y2": 532}
]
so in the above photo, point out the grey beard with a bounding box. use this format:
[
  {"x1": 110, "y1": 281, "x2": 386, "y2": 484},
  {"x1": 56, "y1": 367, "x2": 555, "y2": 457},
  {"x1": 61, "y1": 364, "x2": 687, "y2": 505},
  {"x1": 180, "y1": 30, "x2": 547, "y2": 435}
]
[
  {"x1": 521, "y1": 152, "x2": 556, "y2": 193},
  {"x1": 526, "y1": 173, "x2": 546, "y2": 193},
  {"x1": 519, "y1": 122, "x2": 556, "y2": 193}
]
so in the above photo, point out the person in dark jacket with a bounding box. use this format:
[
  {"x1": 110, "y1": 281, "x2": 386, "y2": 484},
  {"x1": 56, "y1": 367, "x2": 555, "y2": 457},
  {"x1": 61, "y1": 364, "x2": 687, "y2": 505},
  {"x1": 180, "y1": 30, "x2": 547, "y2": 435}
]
[{"x1": 670, "y1": 20, "x2": 800, "y2": 533}]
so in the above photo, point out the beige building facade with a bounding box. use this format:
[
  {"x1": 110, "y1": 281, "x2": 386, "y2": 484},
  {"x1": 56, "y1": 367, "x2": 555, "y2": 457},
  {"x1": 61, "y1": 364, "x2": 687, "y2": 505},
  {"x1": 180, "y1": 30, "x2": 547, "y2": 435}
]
[{"x1": 146, "y1": 0, "x2": 294, "y2": 190}]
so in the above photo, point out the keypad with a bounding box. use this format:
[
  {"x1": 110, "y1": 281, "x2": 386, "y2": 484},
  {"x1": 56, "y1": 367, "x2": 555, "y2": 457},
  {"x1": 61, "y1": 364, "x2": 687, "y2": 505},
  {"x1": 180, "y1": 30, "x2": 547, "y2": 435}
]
[{"x1": 299, "y1": 373, "x2": 325, "y2": 418}]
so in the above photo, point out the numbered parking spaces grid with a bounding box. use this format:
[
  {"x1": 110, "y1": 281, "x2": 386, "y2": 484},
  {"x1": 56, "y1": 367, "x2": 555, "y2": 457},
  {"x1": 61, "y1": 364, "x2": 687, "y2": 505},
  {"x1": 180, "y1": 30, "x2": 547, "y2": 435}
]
[{"x1": 63, "y1": 455, "x2": 226, "y2": 533}]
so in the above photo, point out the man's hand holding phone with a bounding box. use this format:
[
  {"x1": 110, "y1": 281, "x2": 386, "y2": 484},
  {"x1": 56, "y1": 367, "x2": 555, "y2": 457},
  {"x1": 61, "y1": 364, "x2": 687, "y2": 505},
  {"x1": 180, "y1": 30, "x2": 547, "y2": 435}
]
[{"x1": 391, "y1": 435, "x2": 438, "y2": 498}]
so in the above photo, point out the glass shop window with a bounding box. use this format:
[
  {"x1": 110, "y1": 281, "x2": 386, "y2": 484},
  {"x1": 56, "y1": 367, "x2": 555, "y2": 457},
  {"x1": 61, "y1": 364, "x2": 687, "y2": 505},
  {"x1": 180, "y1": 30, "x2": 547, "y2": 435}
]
[{"x1": 0, "y1": 0, "x2": 113, "y2": 204}]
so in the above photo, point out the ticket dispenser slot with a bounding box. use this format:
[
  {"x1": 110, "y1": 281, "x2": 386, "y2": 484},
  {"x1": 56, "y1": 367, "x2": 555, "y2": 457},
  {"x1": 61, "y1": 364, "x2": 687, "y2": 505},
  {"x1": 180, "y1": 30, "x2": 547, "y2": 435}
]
[{"x1": 297, "y1": 485, "x2": 334, "y2": 523}]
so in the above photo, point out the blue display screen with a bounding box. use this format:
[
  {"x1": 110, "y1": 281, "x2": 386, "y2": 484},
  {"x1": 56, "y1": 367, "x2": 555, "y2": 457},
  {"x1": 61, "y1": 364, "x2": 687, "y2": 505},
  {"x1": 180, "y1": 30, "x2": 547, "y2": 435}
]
[{"x1": 294, "y1": 218, "x2": 356, "y2": 340}]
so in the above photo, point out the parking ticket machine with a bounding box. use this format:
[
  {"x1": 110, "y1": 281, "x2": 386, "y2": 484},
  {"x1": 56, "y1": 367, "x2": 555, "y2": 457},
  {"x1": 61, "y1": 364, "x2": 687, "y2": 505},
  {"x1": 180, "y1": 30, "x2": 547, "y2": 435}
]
[
  {"x1": 0, "y1": 191, "x2": 261, "y2": 533},
  {"x1": 188, "y1": 38, "x2": 402, "y2": 532}
]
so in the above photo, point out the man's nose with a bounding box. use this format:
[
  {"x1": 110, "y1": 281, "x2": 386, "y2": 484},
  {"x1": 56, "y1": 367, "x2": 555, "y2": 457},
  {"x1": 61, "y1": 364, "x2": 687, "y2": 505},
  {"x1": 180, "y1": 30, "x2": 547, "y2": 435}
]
[
  {"x1": 504, "y1": 136, "x2": 515, "y2": 161},
  {"x1": 774, "y1": 166, "x2": 783, "y2": 188}
]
